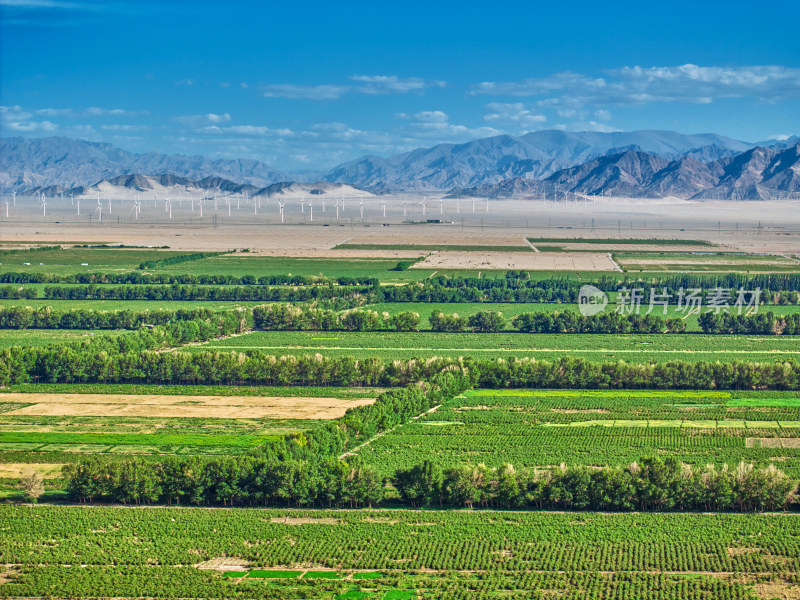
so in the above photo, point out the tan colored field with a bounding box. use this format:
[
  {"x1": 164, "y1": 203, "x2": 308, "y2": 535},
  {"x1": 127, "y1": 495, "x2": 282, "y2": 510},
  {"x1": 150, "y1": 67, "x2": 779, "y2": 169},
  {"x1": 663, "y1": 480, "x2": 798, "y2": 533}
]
[
  {"x1": 2, "y1": 393, "x2": 375, "y2": 420},
  {"x1": 411, "y1": 251, "x2": 617, "y2": 271},
  {"x1": 0, "y1": 463, "x2": 65, "y2": 479},
  {"x1": 344, "y1": 232, "x2": 531, "y2": 247}
]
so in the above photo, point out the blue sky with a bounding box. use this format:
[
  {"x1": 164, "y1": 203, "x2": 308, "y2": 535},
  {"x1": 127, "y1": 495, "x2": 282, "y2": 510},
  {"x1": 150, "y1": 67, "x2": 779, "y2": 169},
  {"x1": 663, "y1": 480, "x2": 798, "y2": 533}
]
[{"x1": 2, "y1": 0, "x2": 799, "y2": 170}]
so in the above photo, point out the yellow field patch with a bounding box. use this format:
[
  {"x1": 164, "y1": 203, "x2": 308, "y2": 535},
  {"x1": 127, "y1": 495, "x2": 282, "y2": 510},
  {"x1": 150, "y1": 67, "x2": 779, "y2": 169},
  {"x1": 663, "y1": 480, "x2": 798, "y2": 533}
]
[
  {"x1": 411, "y1": 251, "x2": 616, "y2": 271},
  {"x1": 1, "y1": 393, "x2": 375, "y2": 420},
  {"x1": 0, "y1": 463, "x2": 65, "y2": 479}
]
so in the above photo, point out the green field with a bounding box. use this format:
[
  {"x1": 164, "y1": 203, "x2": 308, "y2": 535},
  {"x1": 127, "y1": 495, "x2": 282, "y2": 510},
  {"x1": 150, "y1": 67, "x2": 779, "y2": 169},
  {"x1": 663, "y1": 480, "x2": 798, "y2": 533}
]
[
  {"x1": 2, "y1": 242, "x2": 800, "y2": 599},
  {"x1": 0, "y1": 328, "x2": 125, "y2": 348},
  {"x1": 527, "y1": 238, "x2": 715, "y2": 246},
  {"x1": 1, "y1": 505, "x2": 798, "y2": 599},
  {"x1": 190, "y1": 330, "x2": 800, "y2": 362},
  {"x1": 0, "y1": 247, "x2": 195, "y2": 274},
  {"x1": 356, "y1": 389, "x2": 800, "y2": 477}
]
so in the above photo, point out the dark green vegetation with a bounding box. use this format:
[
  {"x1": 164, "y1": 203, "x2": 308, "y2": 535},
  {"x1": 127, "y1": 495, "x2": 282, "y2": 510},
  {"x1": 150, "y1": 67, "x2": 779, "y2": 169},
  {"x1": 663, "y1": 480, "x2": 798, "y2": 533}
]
[
  {"x1": 2, "y1": 243, "x2": 799, "y2": 599},
  {"x1": 1, "y1": 505, "x2": 799, "y2": 599}
]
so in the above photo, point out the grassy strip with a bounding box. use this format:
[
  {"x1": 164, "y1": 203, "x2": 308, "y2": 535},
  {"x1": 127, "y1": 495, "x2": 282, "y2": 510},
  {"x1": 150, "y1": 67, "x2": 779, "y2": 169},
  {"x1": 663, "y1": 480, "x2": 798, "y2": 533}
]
[
  {"x1": 527, "y1": 238, "x2": 714, "y2": 246},
  {"x1": 0, "y1": 383, "x2": 383, "y2": 399},
  {"x1": 0, "y1": 432, "x2": 272, "y2": 447}
]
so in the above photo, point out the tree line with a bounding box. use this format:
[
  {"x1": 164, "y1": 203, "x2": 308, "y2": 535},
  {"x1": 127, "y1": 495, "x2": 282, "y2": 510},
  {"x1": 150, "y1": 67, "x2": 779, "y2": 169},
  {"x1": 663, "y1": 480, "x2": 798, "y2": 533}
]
[
  {"x1": 137, "y1": 251, "x2": 226, "y2": 270},
  {"x1": 61, "y1": 454, "x2": 796, "y2": 512},
  {"x1": 3, "y1": 337, "x2": 800, "y2": 389},
  {"x1": 699, "y1": 311, "x2": 800, "y2": 335},
  {"x1": 0, "y1": 306, "x2": 222, "y2": 330},
  {"x1": 5, "y1": 303, "x2": 794, "y2": 334}
]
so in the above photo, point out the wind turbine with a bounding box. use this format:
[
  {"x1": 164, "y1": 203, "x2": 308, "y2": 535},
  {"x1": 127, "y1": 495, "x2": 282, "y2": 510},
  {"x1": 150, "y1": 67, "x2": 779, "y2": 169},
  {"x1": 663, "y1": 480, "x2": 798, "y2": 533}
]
[
  {"x1": 309, "y1": 198, "x2": 313, "y2": 222},
  {"x1": 5, "y1": 198, "x2": 9, "y2": 218},
  {"x1": 402, "y1": 200, "x2": 407, "y2": 217},
  {"x1": 131, "y1": 200, "x2": 141, "y2": 220},
  {"x1": 40, "y1": 193, "x2": 47, "y2": 217},
  {"x1": 278, "y1": 200, "x2": 286, "y2": 223},
  {"x1": 227, "y1": 197, "x2": 231, "y2": 216},
  {"x1": 12, "y1": 191, "x2": 16, "y2": 207},
  {"x1": 485, "y1": 197, "x2": 489, "y2": 212},
  {"x1": 381, "y1": 199, "x2": 386, "y2": 218},
  {"x1": 359, "y1": 199, "x2": 365, "y2": 220},
  {"x1": 95, "y1": 201, "x2": 102, "y2": 223},
  {"x1": 335, "y1": 198, "x2": 340, "y2": 221},
  {"x1": 439, "y1": 198, "x2": 443, "y2": 214},
  {"x1": 300, "y1": 196, "x2": 305, "y2": 215},
  {"x1": 420, "y1": 197, "x2": 426, "y2": 217}
]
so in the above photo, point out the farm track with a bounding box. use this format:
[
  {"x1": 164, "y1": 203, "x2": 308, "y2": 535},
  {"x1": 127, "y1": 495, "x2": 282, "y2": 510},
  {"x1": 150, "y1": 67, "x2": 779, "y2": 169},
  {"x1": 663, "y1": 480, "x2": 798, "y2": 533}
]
[{"x1": 201, "y1": 344, "x2": 800, "y2": 355}]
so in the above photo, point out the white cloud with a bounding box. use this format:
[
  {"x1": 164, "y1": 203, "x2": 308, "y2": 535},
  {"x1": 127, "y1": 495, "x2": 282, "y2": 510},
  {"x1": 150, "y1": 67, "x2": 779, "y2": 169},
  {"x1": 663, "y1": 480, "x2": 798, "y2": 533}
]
[
  {"x1": 260, "y1": 75, "x2": 445, "y2": 100},
  {"x1": 261, "y1": 84, "x2": 349, "y2": 100},
  {"x1": 411, "y1": 110, "x2": 449, "y2": 123},
  {"x1": 349, "y1": 75, "x2": 446, "y2": 95},
  {"x1": 483, "y1": 102, "x2": 547, "y2": 129},
  {"x1": 100, "y1": 124, "x2": 150, "y2": 132},
  {"x1": 35, "y1": 107, "x2": 74, "y2": 117},
  {"x1": 594, "y1": 109, "x2": 612, "y2": 120},
  {"x1": 198, "y1": 124, "x2": 293, "y2": 137},
  {"x1": 85, "y1": 107, "x2": 145, "y2": 117},
  {"x1": 0, "y1": 104, "x2": 58, "y2": 132},
  {"x1": 4, "y1": 119, "x2": 58, "y2": 132},
  {"x1": 175, "y1": 112, "x2": 231, "y2": 127},
  {"x1": 471, "y1": 64, "x2": 800, "y2": 107}
]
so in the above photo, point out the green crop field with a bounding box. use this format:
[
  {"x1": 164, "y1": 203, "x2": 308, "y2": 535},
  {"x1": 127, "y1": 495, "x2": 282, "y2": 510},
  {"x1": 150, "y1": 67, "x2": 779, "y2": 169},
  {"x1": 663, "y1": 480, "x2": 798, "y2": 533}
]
[
  {"x1": 157, "y1": 255, "x2": 458, "y2": 282},
  {"x1": 527, "y1": 238, "x2": 715, "y2": 246},
  {"x1": 0, "y1": 328, "x2": 125, "y2": 348},
  {"x1": 2, "y1": 240, "x2": 800, "y2": 599},
  {"x1": 1, "y1": 505, "x2": 798, "y2": 599},
  {"x1": 0, "y1": 247, "x2": 195, "y2": 274},
  {"x1": 190, "y1": 329, "x2": 800, "y2": 362},
  {"x1": 355, "y1": 389, "x2": 800, "y2": 477}
]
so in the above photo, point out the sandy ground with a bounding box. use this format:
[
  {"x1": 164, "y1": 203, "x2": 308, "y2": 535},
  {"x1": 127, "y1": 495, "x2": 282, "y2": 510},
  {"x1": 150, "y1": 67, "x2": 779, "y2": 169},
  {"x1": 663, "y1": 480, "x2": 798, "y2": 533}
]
[
  {"x1": 2, "y1": 393, "x2": 375, "y2": 420},
  {"x1": 0, "y1": 463, "x2": 64, "y2": 479},
  {"x1": 2, "y1": 196, "x2": 799, "y2": 256},
  {"x1": 412, "y1": 251, "x2": 617, "y2": 271}
]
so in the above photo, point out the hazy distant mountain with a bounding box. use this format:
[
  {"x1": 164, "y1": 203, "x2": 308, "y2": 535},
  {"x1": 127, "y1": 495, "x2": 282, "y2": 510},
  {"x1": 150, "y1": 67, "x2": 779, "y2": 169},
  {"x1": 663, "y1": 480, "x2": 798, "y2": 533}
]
[
  {"x1": 0, "y1": 136, "x2": 295, "y2": 192},
  {"x1": 323, "y1": 130, "x2": 755, "y2": 192},
  {"x1": 3, "y1": 132, "x2": 796, "y2": 198},
  {"x1": 449, "y1": 144, "x2": 800, "y2": 200},
  {"x1": 28, "y1": 173, "x2": 371, "y2": 200}
]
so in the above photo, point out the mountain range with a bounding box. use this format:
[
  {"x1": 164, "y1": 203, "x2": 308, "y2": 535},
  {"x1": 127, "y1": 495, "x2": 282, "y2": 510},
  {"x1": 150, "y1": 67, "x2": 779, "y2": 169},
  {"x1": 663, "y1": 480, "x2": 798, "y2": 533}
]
[
  {"x1": 2, "y1": 131, "x2": 798, "y2": 199},
  {"x1": 447, "y1": 143, "x2": 800, "y2": 201}
]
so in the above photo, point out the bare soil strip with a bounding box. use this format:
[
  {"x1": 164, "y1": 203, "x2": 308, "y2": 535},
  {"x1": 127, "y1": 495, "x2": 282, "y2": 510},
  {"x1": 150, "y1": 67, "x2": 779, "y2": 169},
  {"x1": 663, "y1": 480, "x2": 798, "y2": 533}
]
[
  {"x1": 411, "y1": 251, "x2": 617, "y2": 270},
  {"x1": 1, "y1": 394, "x2": 375, "y2": 420},
  {"x1": 0, "y1": 463, "x2": 65, "y2": 479}
]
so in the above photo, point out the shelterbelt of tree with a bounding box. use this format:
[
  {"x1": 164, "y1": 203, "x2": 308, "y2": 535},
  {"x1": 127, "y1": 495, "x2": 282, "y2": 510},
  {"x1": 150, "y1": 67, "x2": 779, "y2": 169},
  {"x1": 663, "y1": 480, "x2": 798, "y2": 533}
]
[
  {"x1": 2, "y1": 303, "x2": 799, "y2": 335},
  {"x1": 2, "y1": 270, "x2": 799, "y2": 293},
  {"x1": 2, "y1": 336, "x2": 800, "y2": 390}
]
